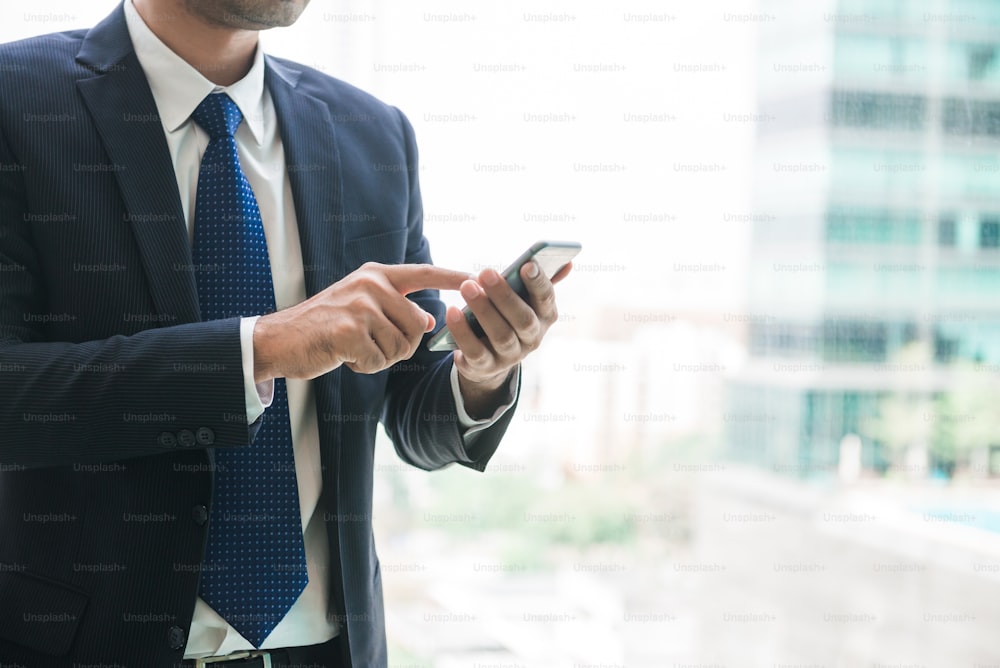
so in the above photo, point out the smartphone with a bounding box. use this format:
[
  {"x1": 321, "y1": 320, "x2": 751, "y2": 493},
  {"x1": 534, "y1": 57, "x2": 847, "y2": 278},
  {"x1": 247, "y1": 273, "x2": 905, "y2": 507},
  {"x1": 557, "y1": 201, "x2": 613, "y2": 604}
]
[{"x1": 426, "y1": 240, "x2": 581, "y2": 352}]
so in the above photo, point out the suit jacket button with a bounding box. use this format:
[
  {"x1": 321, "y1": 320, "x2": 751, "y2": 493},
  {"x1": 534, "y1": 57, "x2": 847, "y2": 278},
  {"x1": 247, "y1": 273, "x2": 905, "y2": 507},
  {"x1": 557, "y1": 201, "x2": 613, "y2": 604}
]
[
  {"x1": 192, "y1": 505, "x2": 208, "y2": 526},
  {"x1": 158, "y1": 432, "x2": 177, "y2": 448},
  {"x1": 177, "y1": 430, "x2": 196, "y2": 448},
  {"x1": 196, "y1": 427, "x2": 215, "y2": 446},
  {"x1": 168, "y1": 625, "x2": 186, "y2": 650}
]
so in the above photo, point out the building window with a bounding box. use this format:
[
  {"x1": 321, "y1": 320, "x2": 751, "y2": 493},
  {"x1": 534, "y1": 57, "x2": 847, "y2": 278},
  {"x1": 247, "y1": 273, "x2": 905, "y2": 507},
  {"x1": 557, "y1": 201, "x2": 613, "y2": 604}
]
[
  {"x1": 942, "y1": 98, "x2": 1000, "y2": 136},
  {"x1": 934, "y1": 331, "x2": 959, "y2": 363},
  {"x1": 939, "y1": 218, "x2": 957, "y2": 246},
  {"x1": 826, "y1": 206, "x2": 921, "y2": 245},
  {"x1": 980, "y1": 218, "x2": 1000, "y2": 248},
  {"x1": 822, "y1": 320, "x2": 888, "y2": 363},
  {"x1": 748, "y1": 322, "x2": 818, "y2": 358},
  {"x1": 830, "y1": 91, "x2": 926, "y2": 131},
  {"x1": 968, "y1": 44, "x2": 998, "y2": 80}
]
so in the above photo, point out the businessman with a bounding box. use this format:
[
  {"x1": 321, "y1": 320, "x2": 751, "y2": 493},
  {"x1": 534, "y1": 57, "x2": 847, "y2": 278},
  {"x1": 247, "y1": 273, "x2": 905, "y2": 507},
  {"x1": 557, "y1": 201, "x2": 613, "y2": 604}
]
[{"x1": 0, "y1": 1, "x2": 569, "y2": 666}]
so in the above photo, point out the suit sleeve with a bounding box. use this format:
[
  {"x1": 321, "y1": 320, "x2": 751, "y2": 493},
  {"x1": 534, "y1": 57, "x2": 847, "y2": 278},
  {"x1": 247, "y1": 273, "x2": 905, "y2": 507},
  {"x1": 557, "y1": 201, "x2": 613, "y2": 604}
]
[
  {"x1": 0, "y1": 115, "x2": 254, "y2": 469},
  {"x1": 380, "y1": 108, "x2": 518, "y2": 472}
]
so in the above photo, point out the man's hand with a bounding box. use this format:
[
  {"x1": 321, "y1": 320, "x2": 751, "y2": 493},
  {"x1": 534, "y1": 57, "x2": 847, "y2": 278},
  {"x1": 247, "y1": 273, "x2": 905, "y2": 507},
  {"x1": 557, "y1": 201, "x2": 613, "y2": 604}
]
[
  {"x1": 449, "y1": 261, "x2": 572, "y2": 417},
  {"x1": 253, "y1": 262, "x2": 470, "y2": 382}
]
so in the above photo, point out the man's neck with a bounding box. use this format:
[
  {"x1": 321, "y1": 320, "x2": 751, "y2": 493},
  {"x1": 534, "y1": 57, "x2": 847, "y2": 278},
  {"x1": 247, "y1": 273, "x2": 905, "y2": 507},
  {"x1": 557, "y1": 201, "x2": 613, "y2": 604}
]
[{"x1": 132, "y1": 0, "x2": 258, "y2": 86}]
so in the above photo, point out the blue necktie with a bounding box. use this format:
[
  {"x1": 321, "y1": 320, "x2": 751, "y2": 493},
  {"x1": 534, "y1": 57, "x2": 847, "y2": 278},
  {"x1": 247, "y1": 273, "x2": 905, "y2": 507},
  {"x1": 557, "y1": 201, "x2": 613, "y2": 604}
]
[{"x1": 190, "y1": 93, "x2": 308, "y2": 648}]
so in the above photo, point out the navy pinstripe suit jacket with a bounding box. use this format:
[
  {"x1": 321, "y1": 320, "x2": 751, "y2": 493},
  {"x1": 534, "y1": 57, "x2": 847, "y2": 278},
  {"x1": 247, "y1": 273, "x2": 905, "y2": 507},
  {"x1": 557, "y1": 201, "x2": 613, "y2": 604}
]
[{"x1": 0, "y1": 5, "x2": 514, "y2": 666}]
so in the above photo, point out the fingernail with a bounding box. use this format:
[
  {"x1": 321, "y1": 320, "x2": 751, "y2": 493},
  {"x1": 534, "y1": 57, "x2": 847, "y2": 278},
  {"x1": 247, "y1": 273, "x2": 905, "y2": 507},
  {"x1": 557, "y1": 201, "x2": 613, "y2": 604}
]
[
  {"x1": 482, "y1": 270, "x2": 500, "y2": 287},
  {"x1": 461, "y1": 281, "x2": 480, "y2": 301},
  {"x1": 524, "y1": 261, "x2": 539, "y2": 279}
]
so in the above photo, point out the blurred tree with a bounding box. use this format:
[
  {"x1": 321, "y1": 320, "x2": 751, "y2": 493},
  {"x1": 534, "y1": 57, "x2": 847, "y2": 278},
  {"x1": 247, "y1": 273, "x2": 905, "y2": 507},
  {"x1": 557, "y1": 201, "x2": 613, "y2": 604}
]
[
  {"x1": 862, "y1": 392, "x2": 933, "y2": 476},
  {"x1": 863, "y1": 345, "x2": 1000, "y2": 478},
  {"x1": 860, "y1": 342, "x2": 933, "y2": 477},
  {"x1": 930, "y1": 363, "x2": 1000, "y2": 476}
]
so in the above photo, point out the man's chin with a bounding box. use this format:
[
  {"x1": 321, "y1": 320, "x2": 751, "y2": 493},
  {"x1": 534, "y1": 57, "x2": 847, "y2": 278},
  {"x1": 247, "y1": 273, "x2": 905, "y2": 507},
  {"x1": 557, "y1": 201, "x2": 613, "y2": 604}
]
[{"x1": 188, "y1": 0, "x2": 311, "y2": 31}]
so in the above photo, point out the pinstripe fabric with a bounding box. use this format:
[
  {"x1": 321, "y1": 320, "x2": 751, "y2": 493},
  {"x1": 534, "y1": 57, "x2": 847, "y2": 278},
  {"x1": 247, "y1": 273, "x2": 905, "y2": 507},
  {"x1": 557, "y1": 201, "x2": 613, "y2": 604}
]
[{"x1": 0, "y1": 4, "x2": 517, "y2": 667}]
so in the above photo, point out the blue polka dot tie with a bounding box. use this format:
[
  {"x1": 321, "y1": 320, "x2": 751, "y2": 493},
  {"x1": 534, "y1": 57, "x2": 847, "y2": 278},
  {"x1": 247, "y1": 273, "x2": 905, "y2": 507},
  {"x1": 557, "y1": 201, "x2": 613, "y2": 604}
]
[{"x1": 190, "y1": 93, "x2": 307, "y2": 648}]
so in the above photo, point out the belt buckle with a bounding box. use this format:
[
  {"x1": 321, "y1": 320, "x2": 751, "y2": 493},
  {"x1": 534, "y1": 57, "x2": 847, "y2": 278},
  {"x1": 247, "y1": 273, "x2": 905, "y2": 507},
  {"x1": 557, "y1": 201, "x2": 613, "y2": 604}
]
[{"x1": 194, "y1": 650, "x2": 272, "y2": 668}]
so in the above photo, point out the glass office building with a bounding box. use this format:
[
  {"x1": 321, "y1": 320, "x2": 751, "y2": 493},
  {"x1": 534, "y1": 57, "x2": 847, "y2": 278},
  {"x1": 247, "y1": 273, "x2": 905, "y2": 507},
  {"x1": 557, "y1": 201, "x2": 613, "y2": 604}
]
[{"x1": 727, "y1": 0, "x2": 1000, "y2": 477}]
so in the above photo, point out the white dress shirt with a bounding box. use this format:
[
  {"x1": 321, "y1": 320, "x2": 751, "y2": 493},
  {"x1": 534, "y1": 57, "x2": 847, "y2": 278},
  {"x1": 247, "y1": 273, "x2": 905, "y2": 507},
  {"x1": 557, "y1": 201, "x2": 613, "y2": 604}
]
[{"x1": 123, "y1": 1, "x2": 517, "y2": 658}]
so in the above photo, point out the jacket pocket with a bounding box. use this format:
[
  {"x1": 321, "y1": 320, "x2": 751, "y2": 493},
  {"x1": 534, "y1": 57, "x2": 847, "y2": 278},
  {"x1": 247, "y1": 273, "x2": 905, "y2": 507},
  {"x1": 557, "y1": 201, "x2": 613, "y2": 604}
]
[
  {"x1": 344, "y1": 228, "x2": 408, "y2": 271},
  {"x1": 0, "y1": 570, "x2": 88, "y2": 656}
]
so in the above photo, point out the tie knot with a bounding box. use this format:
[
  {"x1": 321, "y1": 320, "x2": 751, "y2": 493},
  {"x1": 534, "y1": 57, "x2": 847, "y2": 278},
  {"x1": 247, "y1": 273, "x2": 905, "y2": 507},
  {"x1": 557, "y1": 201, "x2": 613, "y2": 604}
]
[{"x1": 192, "y1": 93, "x2": 242, "y2": 140}]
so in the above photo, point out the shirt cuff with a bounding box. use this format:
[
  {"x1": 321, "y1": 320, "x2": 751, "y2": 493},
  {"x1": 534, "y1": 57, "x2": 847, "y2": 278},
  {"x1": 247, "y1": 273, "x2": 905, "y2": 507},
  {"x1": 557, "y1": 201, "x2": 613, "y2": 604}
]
[
  {"x1": 241, "y1": 316, "x2": 273, "y2": 425},
  {"x1": 450, "y1": 363, "x2": 520, "y2": 440}
]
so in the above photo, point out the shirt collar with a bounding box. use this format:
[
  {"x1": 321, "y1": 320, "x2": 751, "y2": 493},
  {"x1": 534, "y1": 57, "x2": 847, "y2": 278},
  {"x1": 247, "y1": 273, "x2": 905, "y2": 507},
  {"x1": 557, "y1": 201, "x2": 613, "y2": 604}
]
[{"x1": 123, "y1": 0, "x2": 266, "y2": 145}]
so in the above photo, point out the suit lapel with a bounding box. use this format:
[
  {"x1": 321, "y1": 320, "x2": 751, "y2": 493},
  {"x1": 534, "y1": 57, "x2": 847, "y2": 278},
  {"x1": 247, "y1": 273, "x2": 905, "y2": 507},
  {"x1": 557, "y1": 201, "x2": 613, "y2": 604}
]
[
  {"x1": 263, "y1": 59, "x2": 346, "y2": 457},
  {"x1": 75, "y1": 6, "x2": 199, "y2": 324},
  {"x1": 264, "y1": 58, "x2": 345, "y2": 298}
]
